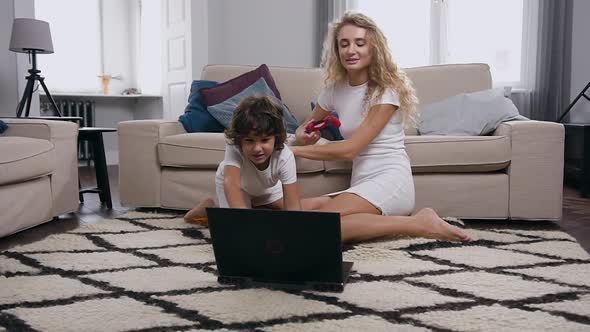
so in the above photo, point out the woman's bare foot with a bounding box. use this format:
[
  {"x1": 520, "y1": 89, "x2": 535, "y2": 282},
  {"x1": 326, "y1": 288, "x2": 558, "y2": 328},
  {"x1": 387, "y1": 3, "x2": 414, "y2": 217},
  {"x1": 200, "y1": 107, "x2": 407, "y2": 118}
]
[
  {"x1": 184, "y1": 197, "x2": 216, "y2": 226},
  {"x1": 414, "y1": 208, "x2": 473, "y2": 242}
]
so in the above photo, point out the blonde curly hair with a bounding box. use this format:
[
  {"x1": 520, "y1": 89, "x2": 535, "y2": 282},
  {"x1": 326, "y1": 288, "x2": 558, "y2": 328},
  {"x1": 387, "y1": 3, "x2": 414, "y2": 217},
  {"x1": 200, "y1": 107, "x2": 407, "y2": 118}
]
[{"x1": 321, "y1": 12, "x2": 418, "y2": 127}]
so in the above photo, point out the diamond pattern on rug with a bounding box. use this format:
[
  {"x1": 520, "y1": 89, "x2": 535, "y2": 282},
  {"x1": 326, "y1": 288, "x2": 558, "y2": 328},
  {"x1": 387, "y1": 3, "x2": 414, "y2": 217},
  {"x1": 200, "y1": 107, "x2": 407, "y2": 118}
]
[
  {"x1": 263, "y1": 315, "x2": 430, "y2": 332},
  {"x1": 4, "y1": 297, "x2": 194, "y2": 331},
  {"x1": 0, "y1": 275, "x2": 107, "y2": 305},
  {"x1": 498, "y1": 229, "x2": 576, "y2": 240},
  {"x1": 527, "y1": 294, "x2": 590, "y2": 317},
  {"x1": 344, "y1": 247, "x2": 459, "y2": 276},
  {"x1": 133, "y1": 218, "x2": 196, "y2": 229},
  {"x1": 1, "y1": 210, "x2": 589, "y2": 332},
  {"x1": 414, "y1": 246, "x2": 559, "y2": 268},
  {"x1": 140, "y1": 244, "x2": 215, "y2": 264},
  {"x1": 7, "y1": 234, "x2": 104, "y2": 253},
  {"x1": 157, "y1": 288, "x2": 348, "y2": 324},
  {"x1": 26, "y1": 251, "x2": 157, "y2": 272},
  {"x1": 466, "y1": 229, "x2": 531, "y2": 243},
  {"x1": 98, "y1": 230, "x2": 202, "y2": 249},
  {"x1": 408, "y1": 271, "x2": 575, "y2": 301},
  {"x1": 499, "y1": 240, "x2": 590, "y2": 260},
  {"x1": 68, "y1": 218, "x2": 147, "y2": 233},
  {"x1": 87, "y1": 266, "x2": 219, "y2": 293},
  {"x1": 356, "y1": 237, "x2": 437, "y2": 250},
  {"x1": 405, "y1": 304, "x2": 590, "y2": 332},
  {"x1": 0, "y1": 257, "x2": 38, "y2": 274},
  {"x1": 507, "y1": 263, "x2": 590, "y2": 286},
  {"x1": 312, "y1": 281, "x2": 471, "y2": 311},
  {"x1": 117, "y1": 211, "x2": 178, "y2": 220}
]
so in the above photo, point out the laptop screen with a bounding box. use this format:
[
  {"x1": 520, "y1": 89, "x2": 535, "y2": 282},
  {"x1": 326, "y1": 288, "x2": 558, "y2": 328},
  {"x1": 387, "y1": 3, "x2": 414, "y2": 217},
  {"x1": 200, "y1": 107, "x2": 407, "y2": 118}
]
[{"x1": 207, "y1": 208, "x2": 343, "y2": 284}]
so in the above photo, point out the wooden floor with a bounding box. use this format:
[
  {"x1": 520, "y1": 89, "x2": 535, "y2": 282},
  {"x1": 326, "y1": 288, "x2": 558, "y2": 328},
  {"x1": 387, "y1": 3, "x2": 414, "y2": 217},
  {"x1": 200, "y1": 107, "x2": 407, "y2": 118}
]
[{"x1": 1, "y1": 166, "x2": 589, "y2": 253}]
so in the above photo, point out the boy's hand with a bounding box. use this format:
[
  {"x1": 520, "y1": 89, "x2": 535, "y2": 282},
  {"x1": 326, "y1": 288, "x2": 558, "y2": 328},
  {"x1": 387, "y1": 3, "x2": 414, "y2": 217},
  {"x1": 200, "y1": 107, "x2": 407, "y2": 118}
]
[{"x1": 296, "y1": 120, "x2": 321, "y2": 145}]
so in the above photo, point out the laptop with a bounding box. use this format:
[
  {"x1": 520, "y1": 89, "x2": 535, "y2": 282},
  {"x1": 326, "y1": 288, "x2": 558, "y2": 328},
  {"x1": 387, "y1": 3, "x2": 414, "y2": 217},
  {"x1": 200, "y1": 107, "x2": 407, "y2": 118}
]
[{"x1": 206, "y1": 208, "x2": 353, "y2": 292}]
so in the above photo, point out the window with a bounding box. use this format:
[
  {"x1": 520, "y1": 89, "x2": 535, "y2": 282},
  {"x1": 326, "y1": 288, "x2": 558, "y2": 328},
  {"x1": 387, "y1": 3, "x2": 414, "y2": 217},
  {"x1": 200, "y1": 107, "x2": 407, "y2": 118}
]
[
  {"x1": 352, "y1": 0, "x2": 524, "y2": 86},
  {"x1": 34, "y1": 0, "x2": 102, "y2": 92},
  {"x1": 34, "y1": 0, "x2": 162, "y2": 95},
  {"x1": 138, "y1": 0, "x2": 162, "y2": 95}
]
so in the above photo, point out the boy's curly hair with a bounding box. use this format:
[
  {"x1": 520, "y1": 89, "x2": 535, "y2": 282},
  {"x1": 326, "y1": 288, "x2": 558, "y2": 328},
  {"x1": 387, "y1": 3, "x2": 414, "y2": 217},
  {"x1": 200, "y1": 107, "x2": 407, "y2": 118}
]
[{"x1": 225, "y1": 95, "x2": 287, "y2": 151}]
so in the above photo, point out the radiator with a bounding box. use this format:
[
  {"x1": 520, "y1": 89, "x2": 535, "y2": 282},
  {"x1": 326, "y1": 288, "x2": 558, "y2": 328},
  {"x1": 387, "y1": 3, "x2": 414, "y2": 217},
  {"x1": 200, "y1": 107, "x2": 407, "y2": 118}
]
[{"x1": 40, "y1": 99, "x2": 96, "y2": 161}]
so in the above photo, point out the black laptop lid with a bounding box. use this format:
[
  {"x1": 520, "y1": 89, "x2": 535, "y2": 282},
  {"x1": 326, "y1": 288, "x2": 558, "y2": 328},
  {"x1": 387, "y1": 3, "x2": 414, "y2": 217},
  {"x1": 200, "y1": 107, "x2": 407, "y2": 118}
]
[{"x1": 207, "y1": 208, "x2": 343, "y2": 284}]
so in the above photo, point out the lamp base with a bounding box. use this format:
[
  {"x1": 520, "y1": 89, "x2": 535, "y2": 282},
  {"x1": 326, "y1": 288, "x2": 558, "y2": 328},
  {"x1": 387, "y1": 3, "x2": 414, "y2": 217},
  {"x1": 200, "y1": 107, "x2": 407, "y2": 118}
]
[
  {"x1": 16, "y1": 51, "x2": 61, "y2": 117},
  {"x1": 557, "y1": 81, "x2": 590, "y2": 123}
]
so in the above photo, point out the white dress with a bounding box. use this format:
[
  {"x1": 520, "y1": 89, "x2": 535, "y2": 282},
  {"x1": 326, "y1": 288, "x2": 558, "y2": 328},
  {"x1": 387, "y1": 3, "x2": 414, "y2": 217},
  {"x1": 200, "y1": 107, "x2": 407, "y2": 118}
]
[{"x1": 317, "y1": 82, "x2": 415, "y2": 216}]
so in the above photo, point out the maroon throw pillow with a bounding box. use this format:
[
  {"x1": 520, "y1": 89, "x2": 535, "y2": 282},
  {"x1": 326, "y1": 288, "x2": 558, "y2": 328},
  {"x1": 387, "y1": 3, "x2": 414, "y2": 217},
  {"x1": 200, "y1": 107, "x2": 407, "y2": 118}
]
[{"x1": 199, "y1": 64, "x2": 282, "y2": 106}]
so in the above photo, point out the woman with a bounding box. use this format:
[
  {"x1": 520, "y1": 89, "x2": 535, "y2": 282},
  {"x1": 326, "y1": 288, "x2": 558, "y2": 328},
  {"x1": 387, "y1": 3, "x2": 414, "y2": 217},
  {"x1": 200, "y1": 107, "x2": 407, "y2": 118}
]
[{"x1": 292, "y1": 12, "x2": 472, "y2": 243}]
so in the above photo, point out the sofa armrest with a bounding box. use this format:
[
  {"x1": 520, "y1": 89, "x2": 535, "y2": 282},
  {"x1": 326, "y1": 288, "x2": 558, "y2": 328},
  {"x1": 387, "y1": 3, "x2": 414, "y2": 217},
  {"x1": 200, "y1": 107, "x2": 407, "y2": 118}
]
[
  {"x1": 493, "y1": 120, "x2": 564, "y2": 220},
  {"x1": 118, "y1": 120, "x2": 186, "y2": 207},
  {"x1": 1, "y1": 118, "x2": 79, "y2": 215}
]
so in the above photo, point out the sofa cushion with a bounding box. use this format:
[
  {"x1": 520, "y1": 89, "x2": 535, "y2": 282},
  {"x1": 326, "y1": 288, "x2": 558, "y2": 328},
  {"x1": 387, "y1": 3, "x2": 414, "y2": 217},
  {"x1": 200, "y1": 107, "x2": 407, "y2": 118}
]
[
  {"x1": 202, "y1": 65, "x2": 324, "y2": 125},
  {"x1": 324, "y1": 135, "x2": 510, "y2": 174},
  {"x1": 200, "y1": 64, "x2": 282, "y2": 105},
  {"x1": 406, "y1": 135, "x2": 511, "y2": 172},
  {"x1": 178, "y1": 80, "x2": 225, "y2": 133},
  {"x1": 158, "y1": 133, "x2": 324, "y2": 174},
  {"x1": 0, "y1": 137, "x2": 56, "y2": 186},
  {"x1": 417, "y1": 88, "x2": 523, "y2": 136},
  {"x1": 159, "y1": 133, "x2": 226, "y2": 169},
  {"x1": 206, "y1": 77, "x2": 299, "y2": 133}
]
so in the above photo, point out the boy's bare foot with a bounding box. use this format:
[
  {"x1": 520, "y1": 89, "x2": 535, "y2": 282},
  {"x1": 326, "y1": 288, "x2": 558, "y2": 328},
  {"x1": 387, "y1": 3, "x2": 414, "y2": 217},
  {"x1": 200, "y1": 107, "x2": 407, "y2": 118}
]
[
  {"x1": 184, "y1": 197, "x2": 216, "y2": 226},
  {"x1": 414, "y1": 208, "x2": 473, "y2": 242}
]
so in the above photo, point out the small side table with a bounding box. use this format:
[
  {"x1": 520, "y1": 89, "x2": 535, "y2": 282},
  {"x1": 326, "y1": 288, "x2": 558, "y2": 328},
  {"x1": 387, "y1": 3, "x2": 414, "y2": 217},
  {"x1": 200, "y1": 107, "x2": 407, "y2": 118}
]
[
  {"x1": 564, "y1": 123, "x2": 590, "y2": 197},
  {"x1": 78, "y1": 127, "x2": 117, "y2": 208}
]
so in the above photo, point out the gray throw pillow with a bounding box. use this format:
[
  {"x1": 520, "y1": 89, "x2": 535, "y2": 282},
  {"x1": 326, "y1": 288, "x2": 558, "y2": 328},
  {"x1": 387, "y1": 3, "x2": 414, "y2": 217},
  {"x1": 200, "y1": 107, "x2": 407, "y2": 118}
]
[
  {"x1": 417, "y1": 88, "x2": 525, "y2": 136},
  {"x1": 206, "y1": 77, "x2": 299, "y2": 133}
]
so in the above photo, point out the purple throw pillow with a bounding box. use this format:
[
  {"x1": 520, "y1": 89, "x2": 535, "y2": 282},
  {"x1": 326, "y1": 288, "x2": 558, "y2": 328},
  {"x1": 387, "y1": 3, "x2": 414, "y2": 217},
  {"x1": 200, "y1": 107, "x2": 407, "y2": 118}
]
[{"x1": 199, "y1": 64, "x2": 282, "y2": 106}]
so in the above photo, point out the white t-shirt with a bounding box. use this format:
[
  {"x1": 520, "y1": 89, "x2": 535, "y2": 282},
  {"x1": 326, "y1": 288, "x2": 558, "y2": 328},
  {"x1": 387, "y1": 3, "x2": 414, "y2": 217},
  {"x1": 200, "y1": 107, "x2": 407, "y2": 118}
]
[
  {"x1": 215, "y1": 143, "x2": 297, "y2": 197},
  {"x1": 317, "y1": 81, "x2": 404, "y2": 154}
]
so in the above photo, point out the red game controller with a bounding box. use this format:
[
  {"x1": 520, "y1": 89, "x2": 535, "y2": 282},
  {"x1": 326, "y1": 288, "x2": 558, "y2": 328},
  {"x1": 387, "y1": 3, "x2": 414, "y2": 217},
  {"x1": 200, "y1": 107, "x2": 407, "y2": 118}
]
[{"x1": 305, "y1": 115, "x2": 341, "y2": 133}]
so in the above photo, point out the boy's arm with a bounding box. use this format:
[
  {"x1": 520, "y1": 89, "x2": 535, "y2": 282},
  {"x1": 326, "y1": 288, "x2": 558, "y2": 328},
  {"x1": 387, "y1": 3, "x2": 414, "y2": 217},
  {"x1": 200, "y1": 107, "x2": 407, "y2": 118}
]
[
  {"x1": 282, "y1": 182, "x2": 302, "y2": 211},
  {"x1": 223, "y1": 165, "x2": 248, "y2": 208},
  {"x1": 279, "y1": 148, "x2": 301, "y2": 211}
]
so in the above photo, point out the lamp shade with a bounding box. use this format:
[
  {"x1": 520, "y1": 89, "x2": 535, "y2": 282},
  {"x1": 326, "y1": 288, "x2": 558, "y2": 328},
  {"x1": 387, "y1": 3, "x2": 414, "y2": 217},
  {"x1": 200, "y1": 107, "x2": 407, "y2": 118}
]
[{"x1": 9, "y1": 18, "x2": 54, "y2": 54}]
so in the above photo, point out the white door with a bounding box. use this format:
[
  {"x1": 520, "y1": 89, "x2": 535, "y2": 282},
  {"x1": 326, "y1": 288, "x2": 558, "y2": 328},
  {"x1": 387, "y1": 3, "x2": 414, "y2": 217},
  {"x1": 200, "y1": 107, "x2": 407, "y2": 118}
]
[{"x1": 161, "y1": 0, "x2": 192, "y2": 120}]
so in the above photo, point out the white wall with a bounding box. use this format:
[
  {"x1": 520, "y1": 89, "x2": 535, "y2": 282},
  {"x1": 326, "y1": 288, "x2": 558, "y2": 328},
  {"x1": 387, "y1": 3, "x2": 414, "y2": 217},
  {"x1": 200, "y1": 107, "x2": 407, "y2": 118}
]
[
  {"x1": 191, "y1": 0, "x2": 209, "y2": 79},
  {"x1": 0, "y1": 0, "x2": 18, "y2": 117},
  {"x1": 207, "y1": 0, "x2": 318, "y2": 68},
  {"x1": 569, "y1": 0, "x2": 590, "y2": 123}
]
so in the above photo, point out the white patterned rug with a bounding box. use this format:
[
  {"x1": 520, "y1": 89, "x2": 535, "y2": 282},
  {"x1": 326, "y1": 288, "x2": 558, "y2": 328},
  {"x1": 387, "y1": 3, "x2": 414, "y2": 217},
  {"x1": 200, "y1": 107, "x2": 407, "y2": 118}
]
[{"x1": 1, "y1": 211, "x2": 590, "y2": 332}]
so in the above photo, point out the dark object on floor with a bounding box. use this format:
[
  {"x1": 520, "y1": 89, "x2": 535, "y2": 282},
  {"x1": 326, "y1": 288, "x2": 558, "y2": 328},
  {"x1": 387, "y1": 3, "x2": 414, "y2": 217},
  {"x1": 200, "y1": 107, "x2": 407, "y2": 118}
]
[
  {"x1": 78, "y1": 127, "x2": 117, "y2": 208},
  {"x1": 564, "y1": 123, "x2": 590, "y2": 197},
  {"x1": 207, "y1": 207, "x2": 353, "y2": 292},
  {"x1": 0, "y1": 120, "x2": 7, "y2": 133}
]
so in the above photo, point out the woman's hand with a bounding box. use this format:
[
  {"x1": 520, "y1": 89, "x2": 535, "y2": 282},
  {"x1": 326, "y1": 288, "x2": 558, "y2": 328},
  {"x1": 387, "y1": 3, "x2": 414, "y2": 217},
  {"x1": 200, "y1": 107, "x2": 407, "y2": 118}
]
[{"x1": 295, "y1": 120, "x2": 321, "y2": 146}]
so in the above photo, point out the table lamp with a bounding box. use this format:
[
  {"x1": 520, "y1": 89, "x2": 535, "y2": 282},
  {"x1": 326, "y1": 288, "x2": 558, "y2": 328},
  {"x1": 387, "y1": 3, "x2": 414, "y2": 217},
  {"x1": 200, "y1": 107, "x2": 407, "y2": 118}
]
[{"x1": 10, "y1": 18, "x2": 62, "y2": 117}]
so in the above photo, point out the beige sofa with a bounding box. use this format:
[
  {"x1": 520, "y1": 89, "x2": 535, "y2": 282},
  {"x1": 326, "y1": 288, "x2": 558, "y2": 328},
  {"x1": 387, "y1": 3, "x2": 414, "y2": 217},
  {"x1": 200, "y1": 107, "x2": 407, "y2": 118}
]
[
  {"x1": 118, "y1": 63, "x2": 564, "y2": 221},
  {"x1": 0, "y1": 118, "x2": 79, "y2": 237}
]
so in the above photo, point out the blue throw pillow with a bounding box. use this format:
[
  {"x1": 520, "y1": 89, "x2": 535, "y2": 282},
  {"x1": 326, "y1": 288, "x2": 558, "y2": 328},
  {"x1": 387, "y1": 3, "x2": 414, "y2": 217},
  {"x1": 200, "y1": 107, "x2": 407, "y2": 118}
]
[
  {"x1": 0, "y1": 120, "x2": 7, "y2": 134},
  {"x1": 207, "y1": 77, "x2": 299, "y2": 133},
  {"x1": 178, "y1": 80, "x2": 225, "y2": 133}
]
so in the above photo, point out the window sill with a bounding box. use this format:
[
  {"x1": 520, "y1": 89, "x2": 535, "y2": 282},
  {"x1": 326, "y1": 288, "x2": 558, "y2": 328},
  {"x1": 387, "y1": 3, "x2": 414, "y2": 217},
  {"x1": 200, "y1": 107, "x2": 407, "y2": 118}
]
[{"x1": 40, "y1": 92, "x2": 162, "y2": 99}]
